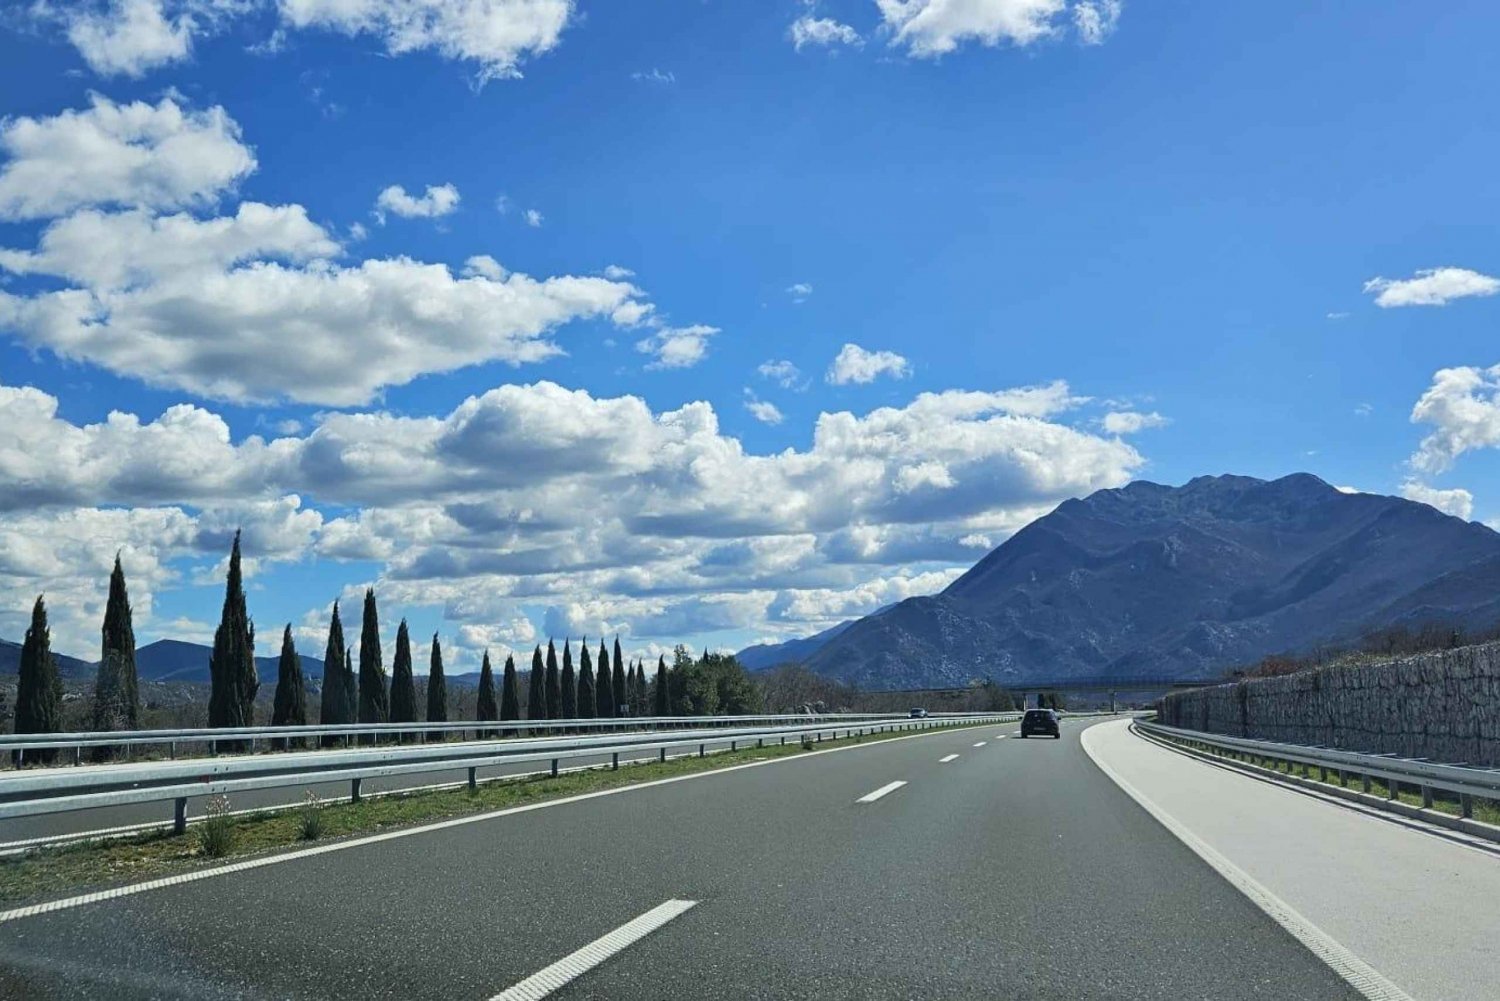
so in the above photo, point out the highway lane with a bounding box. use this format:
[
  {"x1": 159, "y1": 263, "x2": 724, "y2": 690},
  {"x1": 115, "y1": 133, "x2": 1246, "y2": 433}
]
[{"x1": 0, "y1": 718, "x2": 1362, "y2": 1000}]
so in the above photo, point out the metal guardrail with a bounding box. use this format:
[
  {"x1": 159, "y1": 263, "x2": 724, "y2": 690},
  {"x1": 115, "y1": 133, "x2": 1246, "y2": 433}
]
[
  {"x1": 0, "y1": 713, "x2": 1019, "y2": 834},
  {"x1": 0, "y1": 712, "x2": 943, "y2": 765},
  {"x1": 1136, "y1": 719, "x2": 1500, "y2": 819}
]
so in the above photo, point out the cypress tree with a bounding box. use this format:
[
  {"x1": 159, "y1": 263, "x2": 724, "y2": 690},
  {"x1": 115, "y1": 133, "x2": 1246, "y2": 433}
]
[
  {"x1": 527, "y1": 645, "x2": 545, "y2": 719},
  {"x1": 208, "y1": 531, "x2": 257, "y2": 742},
  {"x1": 595, "y1": 639, "x2": 614, "y2": 717},
  {"x1": 319, "y1": 602, "x2": 346, "y2": 727},
  {"x1": 91, "y1": 554, "x2": 138, "y2": 745},
  {"x1": 389, "y1": 619, "x2": 417, "y2": 728},
  {"x1": 577, "y1": 640, "x2": 596, "y2": 724},
  {"x1": 544, "y1": 639, "x2": 561, "y2": 720},
  {"x1": 357, "y1": 588, "x2": 388, "y2": 726},
  {"x1": 344, "y1": 649, "x2": 355, "y2": 723},
  {"x1": 612, "y1": 638, "x2": 627, "y2": 717},
  {"x1": 476, "y1": 651, "x2": 498, "y2": 737},
  {"x1": 560, "y1": 640, "x2": 577, "y2": 722},
  {"x1": 427, "y1": 633, "x2": 447, "y2": 725},
  {"x1": 654, "y1": 656, "x2": 668, "y2": 716},
  {"x1": 634, "y1": 663, "x2": 647, "y2": 715},
  {"x1": 499, "y1": 653, "x2": 521, "y2": 732},
  {"x1": 14, "y1": 596, "x2": 62, "y2": 764},
  {"x1": 271, "y1": 624, "x2": 306, "y2": 748}
]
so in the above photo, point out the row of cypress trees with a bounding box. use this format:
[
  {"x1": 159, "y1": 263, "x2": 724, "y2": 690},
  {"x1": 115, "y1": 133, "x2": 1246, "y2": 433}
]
[{"x1": 10, "y1": 532, "x2": 712, "y2": 754}]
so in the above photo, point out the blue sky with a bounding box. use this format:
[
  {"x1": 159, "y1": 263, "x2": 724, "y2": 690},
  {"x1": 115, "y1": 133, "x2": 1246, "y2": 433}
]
[{"x1": 1, "y1": 1, "x2": 1498, "y2": 667}]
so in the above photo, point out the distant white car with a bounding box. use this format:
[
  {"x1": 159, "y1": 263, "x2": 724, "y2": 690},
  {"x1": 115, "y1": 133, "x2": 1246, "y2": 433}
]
[{"x1": 909, "y1": 707, "x2": 929, "y2": 718}]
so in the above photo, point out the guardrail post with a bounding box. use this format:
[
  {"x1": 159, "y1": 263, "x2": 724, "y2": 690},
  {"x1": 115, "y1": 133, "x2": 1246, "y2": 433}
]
[
  {"x1": 351, "y1": 777, "x2": 362, "y2": 803},
  {"x1": 1362, "y1": 773, "x2": 1371, "y2": 794},
  {"x1": 731, "y1": 740, "x2": 737, "y2": 752},
  {"x1": 1461, "y1": 793, "x2": 1474, "y2": 819},
  {"x1": 550, "y1": 758, "x2": 559, "y2": 778},
  {"x1": 468, "y1": 766, "x2": 477, "y2": 791},
  {"x1": 659, "y1": 747, "x2": 666, "y2": 763},
  {"x1": 1387, "y1": 779, "x2": 1397, "y2": 801},
  {"x1": 73, "y1": 746, "x2": 81, "y2": 767},
  {"x1": 612, "y1": 752, "x2": 619, "y2": 771},
  {"x1": 757, "y1": 738, "x2": 763, "y2": 748},
  {"x1": 169, "y1": 741, "x2": 176, "y2": 760},
  {"x1": 1421, "y1": 784, "x2": 1433, "y2": 810},
  {"x1": 174, "y1": 796, "x2": 187, "y2": 835},
  {"x1": 699, "y1": 743, "x2": 705, "y2": 758}
]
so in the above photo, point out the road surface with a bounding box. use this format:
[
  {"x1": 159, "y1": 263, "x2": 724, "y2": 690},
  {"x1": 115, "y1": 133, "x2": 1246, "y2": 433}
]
[{"x1": 0, "y1": 718, "x2": 1384, "y2": 999}]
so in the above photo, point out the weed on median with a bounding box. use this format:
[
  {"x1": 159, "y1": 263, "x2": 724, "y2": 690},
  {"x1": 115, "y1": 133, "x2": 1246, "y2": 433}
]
[{"x1": 0, "y1": 722, "x2": 970, "y2": 907}]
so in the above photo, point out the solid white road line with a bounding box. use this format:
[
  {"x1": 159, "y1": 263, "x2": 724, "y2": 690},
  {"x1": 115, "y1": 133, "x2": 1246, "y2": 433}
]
[
  {"x1": 489, "y1": 899, "x2": 697, "y2": 1001},
  {"x1": 972, "y1": 741, "x2": 987, "y2": 747},
  {"x1": 857, "y1": 781, "x2": 907, "y2": 804},
  {"x1": 939, "y1": 754, "x2": 960, "y2": 763},
  {"x1": 0, "y1": 722, "x2": 988, "y2": 925},
  {"x1": 1080, "y1": 723, "x2": 1414, "y2": 1001}
]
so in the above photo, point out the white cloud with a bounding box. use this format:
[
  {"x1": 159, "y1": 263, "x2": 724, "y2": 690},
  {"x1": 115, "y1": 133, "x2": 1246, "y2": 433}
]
[
  {"x1": 826, "y1": 342, "x2": 911, "y2": 384},
  {"x1": 602, "y1": 264, "x2": 634, "y2": 280},
  {"x1": 374, "y1": 182, "x2": 460, "y2": 222},
  {"x1": 1101, "y1": 410, "x2": 1167, "y2": 435},
  {"x1": 636, "y1": 324, "x2": 719, "y2": 370},
  {"x1": 277, "y1": 0, "x2": 574, "y2": 83},
  {"x1": 789, "y1": 15, "x2": 863, "y2": 51},
  {"x1": 787, "y1": 281, "x2": 813, "y2": 302},
  {"x1": 2, "y1": 253, "x2": 653, "y2": 405},
  {"x1": 524, "y1": 208, "x2": 543, "y2": 227},
  {"x1": 1072, "y1": 0, "x2": 1120, "y2": 45},
  {"x1": 759, "y1": 359, "x2": 805, "y2": 390},
  {"x1": 1400, "y1": 480, "x2": 1473, "y2": 520},
  {"x1": 1363, "y1": 267, "x2": 1500, "y2": 308},
  {"x1": 64, "y1": 0, "x2": 195, "y2": 76},
  {"x1": 1409, "y1": 365, "x2": 1500, "y2": 474},
  {"x1": 0, "y1": 202, "x2": 338, "y2": 289},
  {"x1": 0, "y1": 94, "x2": 255, "y2": 220},
  {"x1": 1354, "y1": 402, "x2": 1372, "y2": 417},
  {"x1": 630, "y1": 68, "x2": 676, "y2": 84},
  {"x1": 744, "y1": 395, "x2": 784, "y2": 425},
  {"x1": 0, "y1": 374, "x2": 1144, "y2": 655},
  {"x1": 876, "y1": 0, "x2": 1070, "y2": 57}
]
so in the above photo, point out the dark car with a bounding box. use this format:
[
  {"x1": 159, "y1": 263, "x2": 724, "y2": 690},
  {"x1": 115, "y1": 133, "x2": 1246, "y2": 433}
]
[
  {"x1": 908, "y1": 707, "x2": 928, "y2": 718},
  {"x1": 1020, "y1": 709, "x2": 1060, "y2": 739}
]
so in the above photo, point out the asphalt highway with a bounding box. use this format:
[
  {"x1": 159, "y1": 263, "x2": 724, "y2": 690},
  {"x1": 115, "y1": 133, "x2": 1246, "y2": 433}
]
[{"x1": 0, "y1": 718, "x2": 1368, "y2": 1000}]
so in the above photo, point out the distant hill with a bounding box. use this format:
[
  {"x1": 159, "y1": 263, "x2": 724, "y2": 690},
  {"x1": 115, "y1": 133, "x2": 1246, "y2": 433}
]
[
  {"x1": 133, "y1": 639, "x2": 325, "y2": 685},
  {"x1": 791, "y1": 473, "x2": 1500, "y2": 689},
  {"x1": 737, "y1": 618, "x2": 863, "y2": 671},
  {"x1": 0, "y1": 637, "x2": 325, "y2": 686},
  {"x1": 0, "y1": 638, "x2": 95, "y2": 680}
]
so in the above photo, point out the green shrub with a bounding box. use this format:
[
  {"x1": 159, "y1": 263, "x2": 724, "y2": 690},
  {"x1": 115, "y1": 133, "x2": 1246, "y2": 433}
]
[
  {"x1": 297, "y1": 790, "x2": 323, "y2": 841},
  {"x1": 197, "y1": 794, "x2": 235, "y2": 858}
]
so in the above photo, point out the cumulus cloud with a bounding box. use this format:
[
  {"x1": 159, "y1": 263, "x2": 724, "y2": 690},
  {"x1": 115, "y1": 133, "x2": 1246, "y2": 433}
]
[
  {"x1": 1364, "y1": 267, "x2": 1500, "y2": 308},
  {"x1": 636, "y1": 324, "x2": 719, "y2": 370},
  {"x1": 374, "y1": 182, "x2": 460, "y2": 223},
  {"x1": 786, "y1": 281, "x2": 813, "y2": 302},
  {"x1": 1102, "y1": 410, "x2": 1168, "y2": 435},
  {"x1": 759, "y1": 359, "x2": 805, "y2": 390},
  {"x1": 1399, "y1": 480, "x2": 1473, "y2": 521},
  {"x1": 826, "y1": 342, "x2": 911, "y2": 384},
  {"x1": 876, "y1": 0, "x2": 1069, "y2": 57},
  {"x1": 0, "y1": 375, "x2": 1143, "y2": 653},
  {"x1": 63, "y1": 0, "x2": 196, "y2": 76},
  {"x1": 789, "y1": 15, "x2": 863, "y2": 50},
  {"x1": 1409, "y1": 365, "x2": 1500, "y2": 474},
  {"x1": 0, "y1": 94, "x2": 255, "y2": 220},
  {"x1": 35, "y1": 0, "x2": 572, "y2": 82},
  {"x1": 0, "y1": 97, "x2": 705, "y2": 405},
  {"x1": 1072, "y1": 0, "x2": 1120, "y2": 44},
  {"x1": 524, "y1": 208, "x2": 543, "y2": 227},
  {"x1": 744, "y1": 394, "x2": 784, "y2": 425}
]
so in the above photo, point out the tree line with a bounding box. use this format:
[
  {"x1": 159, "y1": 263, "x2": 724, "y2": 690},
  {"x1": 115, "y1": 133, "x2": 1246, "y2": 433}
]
[{"x1": 12, "y1": 532, "x2": 762, "y2": 759}]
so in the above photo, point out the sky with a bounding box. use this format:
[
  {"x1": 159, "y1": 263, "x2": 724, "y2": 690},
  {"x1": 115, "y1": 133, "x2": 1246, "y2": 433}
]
[{"x1": 0, "y1": 1, "x2": 1498, "y2": 669}]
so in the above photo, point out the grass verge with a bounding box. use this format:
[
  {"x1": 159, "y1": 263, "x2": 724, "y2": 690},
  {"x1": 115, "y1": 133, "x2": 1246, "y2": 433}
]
[{"x1": 0, "y1": 722, "x2": 971, "y2": 907}]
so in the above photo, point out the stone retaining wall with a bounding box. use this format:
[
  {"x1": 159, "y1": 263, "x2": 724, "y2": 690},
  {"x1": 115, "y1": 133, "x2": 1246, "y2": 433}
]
[{"x1": 1157, "y1": 642, "x2": 1500, "y2": 766}]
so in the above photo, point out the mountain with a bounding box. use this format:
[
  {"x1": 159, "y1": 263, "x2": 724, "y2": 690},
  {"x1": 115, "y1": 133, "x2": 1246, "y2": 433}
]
[
  {"x1": 0, "y1": 638, "x2": 95, "y2": 680},
  {"x1": 133, "y1": 639, "x2": 325, "y2": 685},
  {"x1": 799, "y1": 473, "x2": 1500, "y2": 689},
  {"x1": 737, "y1": 617, "x2": 863, "y2": 671}
]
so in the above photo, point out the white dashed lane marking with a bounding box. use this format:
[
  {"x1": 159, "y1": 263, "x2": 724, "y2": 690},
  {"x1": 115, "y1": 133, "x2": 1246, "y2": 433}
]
[{"x1": 856, "y1": 781, "x2": 907, "y2": 804}]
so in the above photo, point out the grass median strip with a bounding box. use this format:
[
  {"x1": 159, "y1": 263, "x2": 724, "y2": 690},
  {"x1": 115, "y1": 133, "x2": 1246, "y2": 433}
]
[{"x1": 0, "y1": 723, "x2": 972, "y2": 907}]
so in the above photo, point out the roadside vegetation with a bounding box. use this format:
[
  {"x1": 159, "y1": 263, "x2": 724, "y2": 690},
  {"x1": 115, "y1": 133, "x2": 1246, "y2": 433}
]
[
  {"x1": 0, "y1": 719, "x2": 976, "y2": 906},
  {"x1": 1237, "y1": 620, "x2": 1500, "y2": 680}
]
